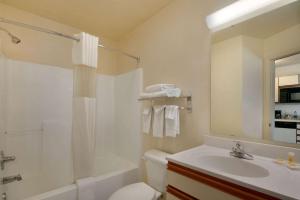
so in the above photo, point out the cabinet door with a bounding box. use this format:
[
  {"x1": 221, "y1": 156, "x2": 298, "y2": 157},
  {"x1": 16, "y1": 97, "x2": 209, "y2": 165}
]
[
  {"x1": 166, "y1": 193, "x2": 181, "y2": 200},
  {"x1": 167, "y1": 171, "x2": 238, "y2": 200},
  {"x1": 273, "y1": 127, "x2": 296, "y2": 143},
  {"x1": 279, "y1": 75, "x2": 299, "y2": 86},
  {"x1": 275, "y1": 77, "x2": 279, "y2": 102}
]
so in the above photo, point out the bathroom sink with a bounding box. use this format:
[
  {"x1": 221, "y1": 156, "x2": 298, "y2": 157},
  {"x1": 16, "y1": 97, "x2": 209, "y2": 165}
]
[{"x1": 198, "y1": 155, "x2": 269, "y2": 178}]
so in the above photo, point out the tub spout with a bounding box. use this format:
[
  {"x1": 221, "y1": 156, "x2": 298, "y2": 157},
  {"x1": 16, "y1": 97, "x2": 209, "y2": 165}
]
[{"x1": 1, "y1": 174, "x2": 22, "y2": 185}]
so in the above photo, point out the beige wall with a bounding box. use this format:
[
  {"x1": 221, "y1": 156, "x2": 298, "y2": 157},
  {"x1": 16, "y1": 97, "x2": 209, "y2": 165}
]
[
  {"x1": 0, "y1": 3, "x2": 118, "y2": 75},
  {"x1": 263, "y1": 24, "x2": 300, "y2": 140},
  {"x1": 242, "y1": 36, "x2": 264, "y2": 139},
  {"x1": 117, "y1": 0, "x2": 228, "y2": 154},
  {"x1": 211, "y1": 36, "x2": 264, "y2": 139},
  {"x1": 211, "y1": 36, "x2": 243, "y2": 137}
]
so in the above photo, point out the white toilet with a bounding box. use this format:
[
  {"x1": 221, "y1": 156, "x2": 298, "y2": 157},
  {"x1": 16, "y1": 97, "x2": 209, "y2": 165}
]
[{"x1": 108, "y1": 149, "x2": 170, "y2": 200}]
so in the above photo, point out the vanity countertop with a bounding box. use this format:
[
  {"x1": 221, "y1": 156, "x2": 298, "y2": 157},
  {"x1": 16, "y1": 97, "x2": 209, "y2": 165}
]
[
  {"x1": 167, "y1": 145, "x2": 300, "y2": 200},
  {"x1": 274, "y1": 119, "x2": 300, "y2": 123}
]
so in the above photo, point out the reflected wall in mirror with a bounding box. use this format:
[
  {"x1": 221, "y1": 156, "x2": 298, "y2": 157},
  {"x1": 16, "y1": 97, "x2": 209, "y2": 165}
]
[{"x1": 210, "y1": 1, "x2": 300, "y2": 146}]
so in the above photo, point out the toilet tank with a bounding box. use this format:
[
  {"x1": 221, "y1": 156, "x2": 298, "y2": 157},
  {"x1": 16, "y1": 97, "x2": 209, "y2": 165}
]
[{"x1": 144, "y1": 149, "x2": 170, "y2": 192}]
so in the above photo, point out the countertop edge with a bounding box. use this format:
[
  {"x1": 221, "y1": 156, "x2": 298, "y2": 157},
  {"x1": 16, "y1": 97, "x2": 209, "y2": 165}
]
[{"x1": 166, "y1": 156, "x2": 296, "y2": 200}]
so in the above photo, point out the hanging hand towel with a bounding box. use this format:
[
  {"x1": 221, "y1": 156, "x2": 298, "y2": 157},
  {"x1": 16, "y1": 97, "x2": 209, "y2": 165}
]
[
  {"x1": 153, "y1": 105, "x2": 165, "y2": 138},
  {"x1": 143, "y1": 107, "x2": 152, "y2": 134},
  {"x1": 165, "y1": 105, "x2": 180, "y2": 137},
  {"x1": 72, "y1": 32, "x2": 99, "y2": 68}
]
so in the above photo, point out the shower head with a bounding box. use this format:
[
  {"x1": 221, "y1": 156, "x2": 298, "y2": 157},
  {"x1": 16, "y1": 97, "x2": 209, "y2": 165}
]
[{"x1": 0, "y1": 26, "x2": 21, "y2": 44}]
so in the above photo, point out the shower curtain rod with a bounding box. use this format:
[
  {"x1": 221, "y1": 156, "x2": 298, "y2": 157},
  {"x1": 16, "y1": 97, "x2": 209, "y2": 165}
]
[{"x1": 0, "y1": 17, "x2": 140, "y2": 62}]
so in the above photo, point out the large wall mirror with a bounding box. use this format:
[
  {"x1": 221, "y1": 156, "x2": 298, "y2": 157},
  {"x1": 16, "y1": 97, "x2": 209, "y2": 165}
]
[{"x1": 210, "y1": 1, "x2": 300, "y2": 146}]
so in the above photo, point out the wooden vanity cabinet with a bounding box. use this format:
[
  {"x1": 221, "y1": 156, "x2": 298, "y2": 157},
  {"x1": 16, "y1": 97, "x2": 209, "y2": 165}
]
[{"x1": 166, "y1": 162, "x2": 280, "y2": 200}]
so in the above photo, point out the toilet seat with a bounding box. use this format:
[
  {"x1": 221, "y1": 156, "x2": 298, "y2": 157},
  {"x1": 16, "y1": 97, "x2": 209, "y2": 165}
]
[{"x1": 108, "y1": 182, "x2": 161, "y2": 200}]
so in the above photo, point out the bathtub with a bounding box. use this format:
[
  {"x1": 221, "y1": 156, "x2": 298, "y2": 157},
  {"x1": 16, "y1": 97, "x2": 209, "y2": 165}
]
[
  {"x1": 24, "y1": 166, "x2": 139, "y2": 200},
  {"x1": 3, "y1": 153, "x2": 139, "y2": 200}
]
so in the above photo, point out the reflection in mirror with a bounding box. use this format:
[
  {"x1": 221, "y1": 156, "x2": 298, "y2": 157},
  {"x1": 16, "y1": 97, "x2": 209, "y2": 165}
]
[
  {"x1": 273, "y1": 53, "x2": 300, "y2": 144},
  {"x1": 210, "y1": 1, "x2": 300, "y2": 146}
]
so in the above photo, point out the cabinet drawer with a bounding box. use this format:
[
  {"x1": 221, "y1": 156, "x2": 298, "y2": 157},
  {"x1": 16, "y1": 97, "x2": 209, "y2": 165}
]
[
  {"x1": 166, "y1": 185, "x2": 198, "y2": 200},
  {"x1": 166, "y1": 192, "x2": 181, "y2": 200},
  {"x1": 167, "y1": 170, "x2": 238, "y2": 200}
]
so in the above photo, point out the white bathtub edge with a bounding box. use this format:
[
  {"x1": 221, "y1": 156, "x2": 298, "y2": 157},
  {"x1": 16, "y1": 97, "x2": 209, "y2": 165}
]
[
  {"x1": 24, "y1": 184, "x2": 77, "y2": 200},
  {"x1": 23, "y1": 167, "x2": 139, "y2": 200}
]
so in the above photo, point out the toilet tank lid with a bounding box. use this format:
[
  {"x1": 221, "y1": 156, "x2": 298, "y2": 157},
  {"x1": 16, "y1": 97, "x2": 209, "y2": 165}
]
[{"x1": 144, "y1": 149, "x2": 171, "y2": 164}]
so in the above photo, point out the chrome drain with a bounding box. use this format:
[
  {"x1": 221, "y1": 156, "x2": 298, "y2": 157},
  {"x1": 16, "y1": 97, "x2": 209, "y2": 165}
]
[{"x1": 1, "y1": 192, "x2": 6, "y2": 200}]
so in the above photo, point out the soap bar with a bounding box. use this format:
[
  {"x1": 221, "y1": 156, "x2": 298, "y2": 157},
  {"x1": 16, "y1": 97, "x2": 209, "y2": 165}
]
[
  {"x1": 273, "y1": 158, "x2": 300, "y2": 170},
  {"x1": 287, "y1": 163, "x2": 300, "y2": 170},
  {"x1": 273, "y1": 159, "x2": 285, "y2": 165}
]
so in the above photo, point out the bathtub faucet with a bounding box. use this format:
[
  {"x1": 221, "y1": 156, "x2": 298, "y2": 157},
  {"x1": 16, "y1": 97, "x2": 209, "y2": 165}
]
[
  {"x1": 1, "y1": 174, "x2": 22, "y2": 185},
  {"x1": 0, "y1": 150, "x2": 16, "y2": 170}
]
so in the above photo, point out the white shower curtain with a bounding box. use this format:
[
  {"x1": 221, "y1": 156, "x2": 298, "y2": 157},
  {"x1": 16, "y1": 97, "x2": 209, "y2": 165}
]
[
  {"x1": 71, "y1": 32, "x2": 98, "y2": 180},
  {"x1": 72, "y1": 97, "x2": 96, "y2": 179},
  {"x1": 72, "y1": 65, "x2": 97, "y2": 179}
]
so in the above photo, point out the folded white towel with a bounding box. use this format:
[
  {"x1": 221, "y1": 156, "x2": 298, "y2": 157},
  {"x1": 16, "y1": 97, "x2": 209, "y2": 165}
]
[
  {"x1": 153, "y1": 105, "x2": 165, "y2": 138},
  {"x1": 76, "y1": 177, "x2": 96, "y2": 200},
  {"x1": 140, "y1": 88, "x2": 181, "y2": 98},
  {"x1": 165, "y1": 105, "x2": 180, "y2": 137},
  {"x1": 143, "y1": 107, "x2": 152, "y2": 134},
  {"x1": 145, "y1": 84, "x2": 176, "y2": 93},
  {"x1": 72, "y1": 32, "x2": 99, "y2": 68},
  {"x1": 140, "y1": 91, "x2": 167, "y2": 98},
  {"x1": 165, "y1": 88, "x2": 181, "y2": 97}
]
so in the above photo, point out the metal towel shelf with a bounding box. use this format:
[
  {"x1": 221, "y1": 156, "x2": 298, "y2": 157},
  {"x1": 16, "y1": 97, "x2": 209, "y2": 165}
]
[{"x1": 138, "y1": 95, "x2": 192, "y2": 113}]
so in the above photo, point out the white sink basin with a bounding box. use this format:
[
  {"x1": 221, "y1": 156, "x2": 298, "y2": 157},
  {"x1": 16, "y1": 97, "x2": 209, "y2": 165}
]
[
  {"x1": 167, "y1": 144, "x2": 300, "y2": 200},
  {"x1": 198, "y1": 155, "x2": 269, "y2": 178}
]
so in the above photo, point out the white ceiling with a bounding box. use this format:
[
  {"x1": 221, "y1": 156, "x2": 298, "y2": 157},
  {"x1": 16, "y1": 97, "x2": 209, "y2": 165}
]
[
  {"x1": 276, "y1": 53, "x2": 300, "y2": 67},
  {"x1": 213, "y1": 1, "x2": 300, "y2": 43},
  {"x1": 1, "y1": 0, "x2": 173, "y2": 39}
]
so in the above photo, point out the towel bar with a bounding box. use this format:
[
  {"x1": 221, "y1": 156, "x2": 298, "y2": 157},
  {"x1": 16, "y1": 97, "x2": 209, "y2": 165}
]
[{"x1": 138, "y1": 95, "x2": 192, "y2": 113}]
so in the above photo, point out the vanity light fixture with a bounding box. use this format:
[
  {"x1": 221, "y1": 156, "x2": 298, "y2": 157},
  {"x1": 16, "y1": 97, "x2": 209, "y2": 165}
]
[{"x1": 206, "y1": 0, "x2": 298, "y2": 32}]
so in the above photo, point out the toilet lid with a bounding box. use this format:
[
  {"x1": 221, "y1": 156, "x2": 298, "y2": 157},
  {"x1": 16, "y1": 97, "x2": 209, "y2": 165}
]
[{"x1": 108, "y1": 182, "x2": 161, "y2": 200}]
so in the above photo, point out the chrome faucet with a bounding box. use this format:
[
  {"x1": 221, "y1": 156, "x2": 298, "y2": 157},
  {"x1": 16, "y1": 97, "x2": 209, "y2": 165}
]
[
  {"x1": 0, "y1": 151, "x2": 16, "y2": 170},
  {"x1": 1, "y1": 174, "x2": 22, "y2": 185},
  {"x1": 230, "y1": 141, "x2": 253, "y2": 160}
]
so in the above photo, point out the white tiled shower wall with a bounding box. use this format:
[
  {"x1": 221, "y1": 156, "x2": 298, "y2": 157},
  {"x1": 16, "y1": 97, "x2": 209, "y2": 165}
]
[
  {"x1": 0, "y1": 59, "x2": 142, "y2": 199},
  {"x1": 114, "y1": 69, "x2": 142, "y2": 165},
  {"x1": 4, "y1": 60, "x2": 74, "y2": 199},
  {"x1": 94, "y1": 68, "x2": 142, "y2": 175}
]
